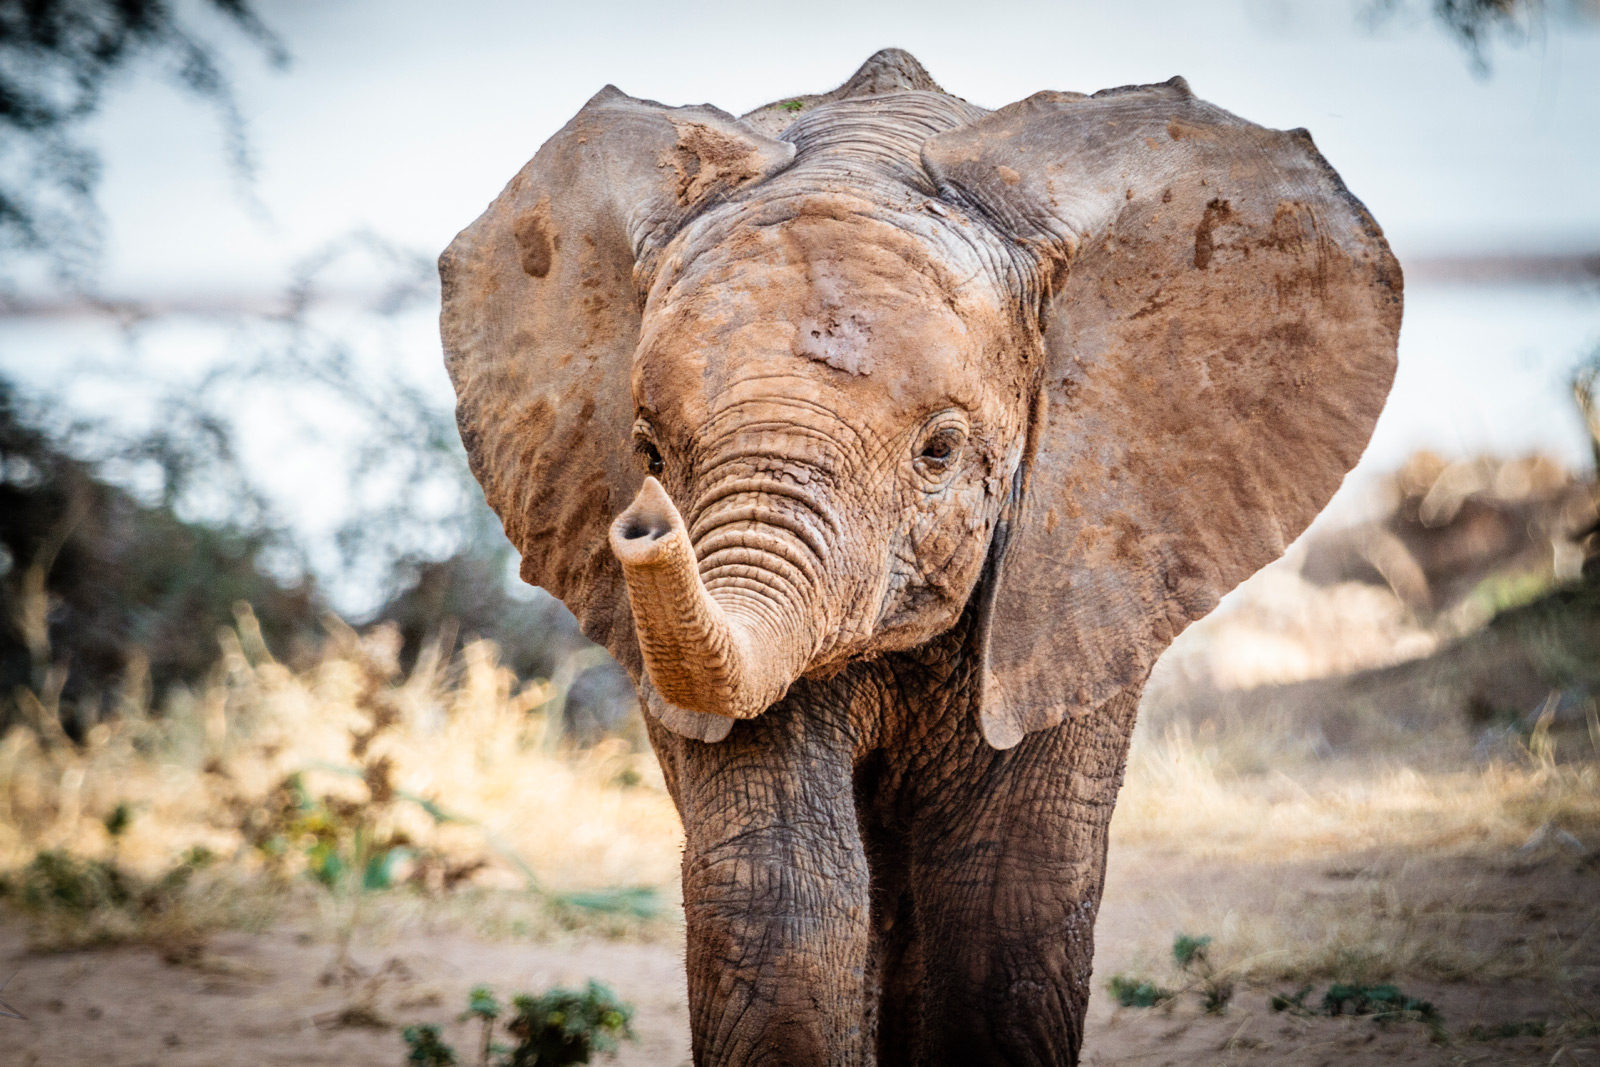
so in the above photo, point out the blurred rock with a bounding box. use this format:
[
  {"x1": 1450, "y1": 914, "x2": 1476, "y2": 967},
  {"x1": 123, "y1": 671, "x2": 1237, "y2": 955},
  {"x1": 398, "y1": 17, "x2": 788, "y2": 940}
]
[{"x1": 1301, "y1": 451, "x2": 1595, "y2": 616}]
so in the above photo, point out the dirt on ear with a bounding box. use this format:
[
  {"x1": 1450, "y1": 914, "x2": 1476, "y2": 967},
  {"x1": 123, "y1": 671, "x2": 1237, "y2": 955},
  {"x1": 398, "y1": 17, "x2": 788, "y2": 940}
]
[
  {"x1": 512, "y1": 196, "x2": 555, "y2": 278},
  {"x1": 669, "y1": 122, "x2": 769, "y2": 205}
]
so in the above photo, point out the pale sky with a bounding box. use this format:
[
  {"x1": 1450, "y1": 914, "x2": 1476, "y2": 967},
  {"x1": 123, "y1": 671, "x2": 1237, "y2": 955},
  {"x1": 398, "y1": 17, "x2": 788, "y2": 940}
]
[
  {"x1": 77, "y1": 0, "x2": 1600, "y2": 299},
  {"x1": 3, "y1": 0, "x2": 1597, "y2": 606}
]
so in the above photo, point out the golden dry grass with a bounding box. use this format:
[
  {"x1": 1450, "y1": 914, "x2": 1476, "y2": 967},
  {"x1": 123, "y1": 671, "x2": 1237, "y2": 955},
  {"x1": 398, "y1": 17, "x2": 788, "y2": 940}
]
[
  {"x1": 0, "y1": 614, "x2": 685, "y2": 948},
  {"x1": 3, "y1": 608, "x2": 1597, "y2": 996},
  {"x1": 1114, "y1": 722, "x2": 1600, "y2": 861},
  {"x1": 1107, "y1": 720, "x2": 1600, "y2": 991}
]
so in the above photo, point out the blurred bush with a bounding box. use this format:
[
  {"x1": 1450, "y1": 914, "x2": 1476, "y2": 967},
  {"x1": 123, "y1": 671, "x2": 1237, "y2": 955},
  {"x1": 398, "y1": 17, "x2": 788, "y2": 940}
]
[
  {"x1": 0, "y1": 376, "x2": 322, "y2": 735},
  {"x1": 1, "y1": 233, "x2": 636, "y2": 744},
  {"x1": 0, "y1": 613, "x2": 682, "y2": 949}
]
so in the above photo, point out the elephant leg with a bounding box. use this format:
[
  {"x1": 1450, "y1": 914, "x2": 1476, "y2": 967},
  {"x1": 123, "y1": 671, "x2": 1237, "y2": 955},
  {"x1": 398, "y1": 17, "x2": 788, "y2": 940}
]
[
  {"x1": 891, "y1": 691, "x2": 1141, "y2": 1067},
  {"x1": 649, "y1": 692, "x2": 872, "y2": 1067},
  {"x1": 855, "y1": 749, "x2": 921, "y2": 1066}
]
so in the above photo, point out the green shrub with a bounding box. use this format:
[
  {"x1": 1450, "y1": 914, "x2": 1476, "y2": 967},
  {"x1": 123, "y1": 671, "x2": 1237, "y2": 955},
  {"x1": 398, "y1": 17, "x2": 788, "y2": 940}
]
[
  {"x1": 1107, "y1": 975, "x2": 1173, "y2": 1008},
  {"x1": 503, "y1": 981, "x2": 634, "y2": 1066},
  {"x1": 403, "y1": 1024, "x2": 458, "y2": 1066},
  {"x1": 1272, "y1": 981, "x2": 1445, "y2": 1040},
  {"x1": 402, "y1": 980, "x2": 634, "y2": 1067},
  {"x1": 1321, "y1": 982, "x2": 1438, "y2": 1023},
  {"x1": 1, "y1": 846, "x2": 213, "y2": 919},
  {"x1": 1171, "y1": 933, "x2": 1232, "y2": 1014}
]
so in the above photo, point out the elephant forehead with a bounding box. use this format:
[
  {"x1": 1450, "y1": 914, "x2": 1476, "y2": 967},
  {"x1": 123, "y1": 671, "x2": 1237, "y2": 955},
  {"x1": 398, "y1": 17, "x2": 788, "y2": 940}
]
[
  {"x1": 634, "y1": 290, "x2": 990, "y2": 432},
  {"x1": 634, "y1": 215, "x2": 1005, "y2": 416}
]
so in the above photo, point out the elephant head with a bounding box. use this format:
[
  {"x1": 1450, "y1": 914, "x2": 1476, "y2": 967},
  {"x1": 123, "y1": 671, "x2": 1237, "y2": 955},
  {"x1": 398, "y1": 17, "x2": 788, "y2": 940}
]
[{"x1": 441, "y1": 50, "x2": 1399, "y2": 747}]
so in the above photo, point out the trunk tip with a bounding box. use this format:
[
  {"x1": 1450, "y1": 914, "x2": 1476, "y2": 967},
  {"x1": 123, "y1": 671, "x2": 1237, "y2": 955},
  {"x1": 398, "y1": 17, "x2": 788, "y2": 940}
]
[{"x1": 611, "y1": 477, "x2": 686, "y2": 564}]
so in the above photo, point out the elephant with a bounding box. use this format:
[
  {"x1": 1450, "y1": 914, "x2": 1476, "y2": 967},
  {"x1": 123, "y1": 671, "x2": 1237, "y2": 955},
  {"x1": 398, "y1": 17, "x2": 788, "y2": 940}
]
[{"x1": 440, "y1": 48, "x2": 1399, "y2": 1066}]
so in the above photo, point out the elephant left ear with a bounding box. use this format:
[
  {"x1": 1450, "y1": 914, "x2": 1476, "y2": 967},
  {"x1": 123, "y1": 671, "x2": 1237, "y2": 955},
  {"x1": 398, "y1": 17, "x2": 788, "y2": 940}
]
[{"x1": 923, "y1": 80, "x2": 1402, "y2": 749}]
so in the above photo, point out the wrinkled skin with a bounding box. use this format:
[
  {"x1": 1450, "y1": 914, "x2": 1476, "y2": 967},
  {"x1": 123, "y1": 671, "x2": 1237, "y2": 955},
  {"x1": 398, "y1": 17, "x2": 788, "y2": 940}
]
[{"x1": 441, "y1": 49, "x2": 1400, "y2": 1065}]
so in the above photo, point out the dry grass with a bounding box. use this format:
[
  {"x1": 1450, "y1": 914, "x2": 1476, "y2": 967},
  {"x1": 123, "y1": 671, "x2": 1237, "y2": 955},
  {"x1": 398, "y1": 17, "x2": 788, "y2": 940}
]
[
  {"x1": 4, "y1": 601, "x2": 1597, "y2": 1007},
  {"x1": 1108, "y1": 719, "x2": 1600, "y2": 992},
  {"x1": 1114, "y1": 722, "x2": 1600, "y2": 861},
  {"x1": 0, "y1": 612, "x2": 684, "y2": 949}
]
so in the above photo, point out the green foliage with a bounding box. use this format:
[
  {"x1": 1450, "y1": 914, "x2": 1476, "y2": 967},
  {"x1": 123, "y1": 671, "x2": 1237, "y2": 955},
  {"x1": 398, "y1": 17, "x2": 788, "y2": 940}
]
[
  {"x1": 1171, "y1": 933, "x2": 1212, "y2": 969},
  {"x1": 1107, "y1": 975, "x2": 1173, "y2": 1008},
  {"x1": 503, "y1": 981, "x2": 634, "y2": 1066},
  {"x1": 461, "y1": 986, "x2": 505, "y2": 1066},
  {"x1": 463, "y1": 984, "x2": 501, "y2": 1023},
  {"x1": 1322, "y1": 982, "x2": 1439, "y2": 1022},
  {"x1": 1269, "y1": 985, "x2": 1313, "y2": 1013},
  {"x1": 5, "y1": 850, "x2": 131, "y2": 913},
  {"x1": 1199, "y1": 979, "x2": 1233, "y2": 1015},
  {"x1": 0, "y1": 844, "x2": 214, "y2": 923},
  {"x1": 403, "y1": 1024, "x2": 458, "y2": 1067},
  {"x1": 247, "y1": 772, "x2": 414, "y2": 891},
  {"x1": 1471, "y1": 569, "x2": 1557, "y2": 618},
  {"x1": 551, "y1": 886, "x2": 664, "y2": 920},
  {"x1": 1272, "y1": 981, "x2": 1445, "y2": 1039},
  {"x1": 779, "y1": 99, "x2": 804, "y2": 112},
  {"x1": 1107, "y1": 933, "x2": 1233, "y2": 1013},
  {"x1": 404, "y1": 982, "x2": 634, "y2": 1067},
  {"x1": 1172, "y1": 932, "x2": 1233, "y2": 1014},
  {"x1": 102, "y1": 802, "x2": 133, "y2": 839}
]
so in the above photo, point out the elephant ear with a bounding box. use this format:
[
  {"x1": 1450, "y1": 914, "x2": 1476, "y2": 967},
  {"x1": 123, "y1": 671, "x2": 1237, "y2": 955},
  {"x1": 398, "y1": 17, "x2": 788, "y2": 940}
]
[
  {"x1": 923, "y1": 80, "x2": 1401, "y2": 749},
  {"x1": 440, "y1": 86, "x2": 794, "y2": 743}
]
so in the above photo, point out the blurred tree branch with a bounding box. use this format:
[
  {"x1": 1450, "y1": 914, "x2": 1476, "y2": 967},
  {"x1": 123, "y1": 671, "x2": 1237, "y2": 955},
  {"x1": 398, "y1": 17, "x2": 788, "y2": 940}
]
[
  {"x1": 0, "y1": 0, "x2": 287, "y2": 292},
  {"x1": 1365, "y1": 0, "x2": 1598, "y2": 76}
]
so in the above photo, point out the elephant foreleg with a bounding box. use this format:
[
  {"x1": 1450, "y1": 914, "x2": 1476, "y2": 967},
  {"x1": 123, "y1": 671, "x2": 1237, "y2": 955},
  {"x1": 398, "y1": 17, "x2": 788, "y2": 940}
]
[
  {"x1": 653, "y1": 695, "x2": 873, "y2": 1067},
  {"x1": 884, "y1": 691, "x2": 1141, "y2": 1067}
]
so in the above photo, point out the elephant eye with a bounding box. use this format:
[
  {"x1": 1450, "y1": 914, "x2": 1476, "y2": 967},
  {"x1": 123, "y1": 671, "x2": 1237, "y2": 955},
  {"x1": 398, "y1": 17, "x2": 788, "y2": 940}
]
[
  {"x1": 632, "y1": 420, "x2": 665, "y2": 476},
  {"x1": 914, "y1": 423, "x2": 967, "y2": 478},
  {"x1": 639, "y1": 442, "x2": 665, "y2": 476}
]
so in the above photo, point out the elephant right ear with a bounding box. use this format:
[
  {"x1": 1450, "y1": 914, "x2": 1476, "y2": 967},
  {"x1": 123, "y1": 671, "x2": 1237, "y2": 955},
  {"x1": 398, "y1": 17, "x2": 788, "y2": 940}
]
[
  {"x1": 924, "y1": 81, "x2": 1401, "y2": 749},
  {"x1": 440, "y1": 87, "x2": 793, "y2": 740}
]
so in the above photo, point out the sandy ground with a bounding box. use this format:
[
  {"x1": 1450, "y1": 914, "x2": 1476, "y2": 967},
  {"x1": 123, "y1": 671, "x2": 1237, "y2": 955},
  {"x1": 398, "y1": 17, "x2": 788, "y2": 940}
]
[{"x1": 3, "y1": 840, "x2": 1596, "y2": 1067}]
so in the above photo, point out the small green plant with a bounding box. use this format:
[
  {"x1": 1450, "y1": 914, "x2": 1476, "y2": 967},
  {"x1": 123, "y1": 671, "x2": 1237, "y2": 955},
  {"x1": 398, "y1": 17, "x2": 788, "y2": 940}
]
[
  {"x1": 0, "y1": 845, "x2": 218, "y2": 947},
  {"x1": 102, "y1": 802, "x2": 134, "y2": 841},
  {"x1": 1107, "y1": 934, "x2": 1234, "y2": 1013},
  {"x1": 1172, "y1": 933, "x2": 1233, "y2": 1014},
  {"x1": 461, "y1": 985, "x2": 505, "y2": 1066},
  {"x1": 504, "y1": 981, "x2": 634, "y2": 1066},
  {"x1": 779, "y1": 99, "x2": 804, "y2": 112},
  {"x1": 1268, "y1": 985, "x2": 1313, "y2": 1013},
  {"x1": 403, "y1": 981, "x2": 634, "y2": 1067},
  {"x1": 2, "y1": 846, "x2": 214, "y2": 918},
  {"x1": 1107, "y1": 974, "x2": 1173, "y2": 1008},
  {"x1": 1271, "y1": 981, "x2": 1445, "y2": 1040},
  {"x1": 1321, "y1": 983, "x2": 1438, "y2": 1022},
  {"x1": 403, "y1": 1023, "x2": 458, "y2": 1066}
]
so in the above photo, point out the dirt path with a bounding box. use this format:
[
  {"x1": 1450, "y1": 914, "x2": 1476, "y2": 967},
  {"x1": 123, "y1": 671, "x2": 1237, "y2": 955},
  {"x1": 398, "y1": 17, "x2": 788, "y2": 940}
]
[{"x1": 3, "y1": 843, "x2": 1596, "y2": 1066}]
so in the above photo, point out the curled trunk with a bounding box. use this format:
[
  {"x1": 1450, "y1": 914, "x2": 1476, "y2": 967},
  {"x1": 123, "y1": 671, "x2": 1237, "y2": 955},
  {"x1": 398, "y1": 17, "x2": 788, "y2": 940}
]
[{"x1": 610, "y1": 477, "x2": 815, "y2": 719}]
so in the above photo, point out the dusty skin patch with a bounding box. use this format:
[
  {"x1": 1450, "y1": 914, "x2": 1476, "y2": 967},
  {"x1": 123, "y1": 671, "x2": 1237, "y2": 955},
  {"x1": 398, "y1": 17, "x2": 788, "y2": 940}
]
[
  {"x1": 511, "y1": 195, "x2": 554, "y2": 279},
  {"x1": 669, "y1": 121, "x2": 769, "y2": 205}
]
